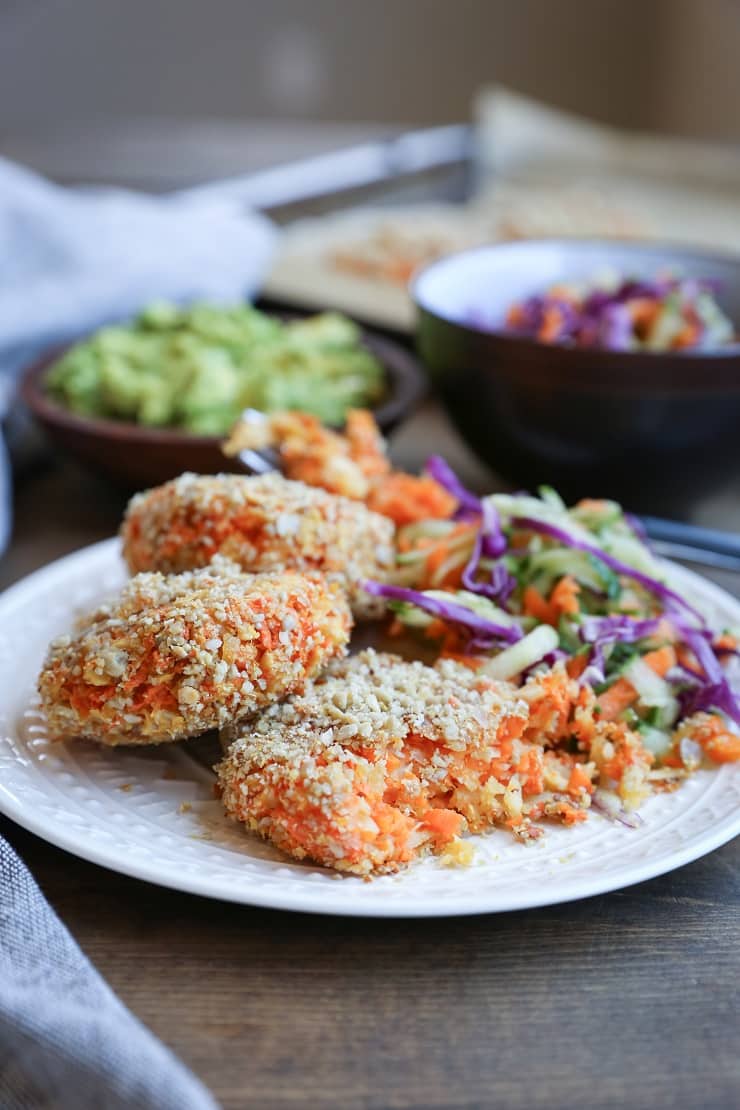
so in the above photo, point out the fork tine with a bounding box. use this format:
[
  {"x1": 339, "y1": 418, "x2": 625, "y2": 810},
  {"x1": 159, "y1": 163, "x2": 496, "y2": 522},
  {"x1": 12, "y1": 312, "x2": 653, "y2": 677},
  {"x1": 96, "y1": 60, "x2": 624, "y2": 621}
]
[{"x1": 238, "y1": 448, "x2": 279, "y2": 475}]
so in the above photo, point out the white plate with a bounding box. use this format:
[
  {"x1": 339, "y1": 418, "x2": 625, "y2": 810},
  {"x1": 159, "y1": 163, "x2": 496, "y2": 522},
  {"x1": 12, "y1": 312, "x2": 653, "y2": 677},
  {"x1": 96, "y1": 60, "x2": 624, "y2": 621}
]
[{"x1": 1, "y1": 538, "x2": 739, "y2": 917}]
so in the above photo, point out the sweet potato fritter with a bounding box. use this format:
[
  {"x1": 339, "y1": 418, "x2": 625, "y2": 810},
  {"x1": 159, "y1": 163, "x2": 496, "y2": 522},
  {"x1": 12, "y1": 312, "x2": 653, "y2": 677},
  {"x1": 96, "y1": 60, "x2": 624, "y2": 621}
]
[
  {"x1": 121, "y1": 471, "x2": 394, "y2": 618},
  {"x1": 38, "y1": 564, "x2": 351, "y2": 746}
]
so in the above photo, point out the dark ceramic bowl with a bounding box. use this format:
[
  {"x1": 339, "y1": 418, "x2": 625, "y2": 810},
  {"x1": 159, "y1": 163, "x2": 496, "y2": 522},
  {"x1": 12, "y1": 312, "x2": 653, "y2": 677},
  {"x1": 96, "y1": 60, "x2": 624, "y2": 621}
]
[
  {"x1": 21, "y1": 327, "x2": 425, "y2": 490},
  {"x1": 413, "y1": 239, "x2": 740, "y2": 515}
]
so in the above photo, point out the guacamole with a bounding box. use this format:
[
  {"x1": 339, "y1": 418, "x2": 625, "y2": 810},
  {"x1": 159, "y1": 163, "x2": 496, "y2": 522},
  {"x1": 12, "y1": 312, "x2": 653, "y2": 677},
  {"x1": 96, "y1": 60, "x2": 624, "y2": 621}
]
[{"x1": 46, "y1": 302, "x2": 386, "y2": 434}]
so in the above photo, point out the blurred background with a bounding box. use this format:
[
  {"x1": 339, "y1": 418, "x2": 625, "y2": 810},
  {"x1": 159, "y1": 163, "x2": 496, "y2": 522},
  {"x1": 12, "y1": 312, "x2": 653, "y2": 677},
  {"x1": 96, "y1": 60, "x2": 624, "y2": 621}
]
[
  {"x1": 5, "y1": 0, "x2": 740, "y2": 571},
  {"x1": 2, "y1": 0, "x2": 739, "y2": 189}
]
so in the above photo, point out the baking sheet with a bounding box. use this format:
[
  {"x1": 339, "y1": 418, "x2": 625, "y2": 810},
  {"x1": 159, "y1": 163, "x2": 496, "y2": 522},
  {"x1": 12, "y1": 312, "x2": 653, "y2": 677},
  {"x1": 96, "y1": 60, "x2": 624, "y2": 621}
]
[{"x1": 264, "y1": 89, "x2": 740, "y2": 332}]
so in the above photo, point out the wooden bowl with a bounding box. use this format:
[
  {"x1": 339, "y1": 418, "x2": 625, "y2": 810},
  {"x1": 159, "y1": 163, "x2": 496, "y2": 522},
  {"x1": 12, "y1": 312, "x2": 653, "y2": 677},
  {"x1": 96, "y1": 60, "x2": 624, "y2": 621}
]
[
  {"x1": 21, "y1": 328, "x2": 425, "y2": 490},
  {"x1": 413, "y1": 239, "x2": 740, "y2": 515}
]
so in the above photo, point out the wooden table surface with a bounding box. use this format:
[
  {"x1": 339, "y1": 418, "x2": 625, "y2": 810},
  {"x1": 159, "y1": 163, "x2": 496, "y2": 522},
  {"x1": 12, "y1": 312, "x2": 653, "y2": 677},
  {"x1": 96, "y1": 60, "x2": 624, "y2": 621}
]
[{"x1": 2, "y1": 404, "x2": 739, "y2": 1110}]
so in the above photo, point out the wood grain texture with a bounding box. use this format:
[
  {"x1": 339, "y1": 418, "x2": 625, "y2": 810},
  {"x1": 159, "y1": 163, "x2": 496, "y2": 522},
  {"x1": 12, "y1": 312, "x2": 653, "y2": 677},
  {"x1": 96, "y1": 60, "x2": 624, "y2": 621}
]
[
  {"x1": 2, "y1": 816, "x2": 738, "y2": 1110},
  {"x1": 4, "y1": 409, "x2": 740, "y2": 1110}
]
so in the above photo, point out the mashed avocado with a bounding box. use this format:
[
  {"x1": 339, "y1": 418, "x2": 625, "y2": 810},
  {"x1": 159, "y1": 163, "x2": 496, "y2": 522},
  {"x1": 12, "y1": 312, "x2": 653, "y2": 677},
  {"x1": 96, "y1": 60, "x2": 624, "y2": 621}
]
[{"x1": 46, "y1": 302, "x2": 386, "y2": 434}]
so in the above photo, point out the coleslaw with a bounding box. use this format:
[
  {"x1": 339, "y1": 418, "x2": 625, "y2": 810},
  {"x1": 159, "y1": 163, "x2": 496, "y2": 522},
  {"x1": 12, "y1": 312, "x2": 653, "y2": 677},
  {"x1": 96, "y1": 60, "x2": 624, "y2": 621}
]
[
  {"x1": 504, "y1": 274, "x2": 735, "y2": 351},
  {"x1": 364, "y1": 464, "x2": 740, "y2": 815}
]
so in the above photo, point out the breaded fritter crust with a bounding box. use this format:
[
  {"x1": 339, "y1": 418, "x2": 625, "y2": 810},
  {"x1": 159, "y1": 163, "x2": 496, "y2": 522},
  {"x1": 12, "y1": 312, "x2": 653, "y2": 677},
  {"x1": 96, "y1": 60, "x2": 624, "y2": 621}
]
[
  {"x1": 38, "y1": 565, "x2": 351, "y2": 746},
  {"x1": 120, "y1": 472, "x2": 394, "y2": 617},
  {"x1": 217, "y1": 649, "x2": 530, "y2": 876}
]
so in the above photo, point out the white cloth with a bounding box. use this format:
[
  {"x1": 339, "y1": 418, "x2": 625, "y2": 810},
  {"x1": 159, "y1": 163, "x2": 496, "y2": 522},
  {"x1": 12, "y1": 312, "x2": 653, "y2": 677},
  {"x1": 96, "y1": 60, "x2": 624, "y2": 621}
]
[{"x1": 0, "y1": 155, "x2": 277, "y2": 551}]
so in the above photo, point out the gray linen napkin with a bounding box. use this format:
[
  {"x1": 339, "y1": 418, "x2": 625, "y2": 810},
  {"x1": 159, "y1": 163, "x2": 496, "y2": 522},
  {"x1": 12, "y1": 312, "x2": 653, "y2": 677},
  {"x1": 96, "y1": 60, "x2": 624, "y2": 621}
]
[{"x1": 0, "y1": 835, "x2": 220, "y2": 1110}]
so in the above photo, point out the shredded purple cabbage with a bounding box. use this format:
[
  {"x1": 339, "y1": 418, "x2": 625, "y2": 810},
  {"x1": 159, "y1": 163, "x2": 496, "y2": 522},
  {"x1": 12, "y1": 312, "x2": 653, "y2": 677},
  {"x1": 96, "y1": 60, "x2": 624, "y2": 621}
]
[
  {"x1": 424, "y1": 459, "x2": 513, "y2": 599},
  {"x1": 508, "y1": 295, "x2": 581, "y2": 342},
  {"x1": 580, "y1": 615, "x2": 662, "y2": 642},
  {"x1": 504, "y1": 276, "x2": 727, "y2": 351},
  {"x1": 592, "y1": 278, "x2": 673, "y2": 306},
  {"x1": 479, "y1": 500, "x2": 507, "y2": 558},
  {"x1": 460, "y1": 499, "x2": 513, "y2": 603},
  {"x1": 671, "y1": 622, "x2": 740, "y2": 725},
  {"x1": 579, "y1": 615, "x2": 662, "y2": 685},
  {"x1": 667, "y1": 663, "x2": 703, "y2": 687},
  {"x1": 591, "y1": 790, "x2": 644, "y2": 828},
  {"x1": 425, "y1": 456, "x2": 482, "y2": 515},
  {"x1": 491, "y1": 561, "x2": 517, "y2": 604},
  {"x1": 522, "y1": 648, "x2": 568, "y2": 680},
  {"x1": 362, "y1": 580, "x2": 522, "y2": 647},
  {"x1": 598, "y1": 302, "x2": 633, "y2": 351},
  {"x1": 511, "y1": 516, "x2": 706, "y2": 627}
]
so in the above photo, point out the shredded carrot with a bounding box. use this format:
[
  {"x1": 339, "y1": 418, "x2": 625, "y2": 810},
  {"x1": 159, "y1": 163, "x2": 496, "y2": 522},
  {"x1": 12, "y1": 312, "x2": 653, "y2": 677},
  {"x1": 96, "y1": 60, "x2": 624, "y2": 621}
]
[
  {"x1": 559, "y1": 803, "x2": 588, "y2": 826},
  {"x1": 630, "y1": 298, "x2": 660, "y2": 337},
  {"x1": 421, "y1": 808, "x2": 465, "y2": 843},
  {"x1": 567, "y1": 764, "x2": 593, "y2": 797},
  {"x1": 522, "y1": 585, "x2": 557, "y2": 626},
  {"x1": 131, "y1": 684, "x2": 179, "y2": 713},
  {"x1": 539, "y1": 304, "x2": 565, "y2": 342},
  {"x1": 596, "y1": 677, "x2": 637, "y2": 721},
  {"x1": 676, "y1": 644, "x2": 702, "y2": 674},
  {"x1": 517, "y1": 749, "x2": 544, "y2": 795},
  {"x1": 424, "y1": 618, "x2": 447, "y2": 641},
  {"x1": 497, "y1": 714, "x2": 528, "y2": 746},
  {"x1": 566, "y1": 653, "x2": 588, "y2": 680},
  {"x1": 411, "y1": 522, "x2": 477, "y2": 589},
  {"x1": 372, "y1": 804, "x2": 414, "y2": 851},
  {"x1": 596, "y1": 646, "x2": 677, "y2": 721},
  {"x1": 673, "y1": 322, "x2": 701, "y2": 349},
  {"x1": 642, "y1": 645, "x2": 676, "y2": 677},
  {"x1": 344, "y1": 409, "x2": 391, "y2": 481},
  {"x1": 524, "y1": 670, "x2": 575, "y2": 742},
  {"x1": 703, "y1": 733, "x2": 740, "y2": 763},
  {"x1": 549, "y1": 575, "x2": 581, "y2": 617},
  {"x1": 366, "y1": 472, "x2": 458, "y2": 527},
  {"x1": 441, "y1": 630, "x2": 469, "y2": 654},
  {"x1": 686, "y1": 714, "x2": 740, "y2": 764},
  {"x1": 424, "y1": 543, "x2": 458, "y2": 583}
]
